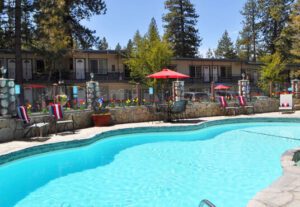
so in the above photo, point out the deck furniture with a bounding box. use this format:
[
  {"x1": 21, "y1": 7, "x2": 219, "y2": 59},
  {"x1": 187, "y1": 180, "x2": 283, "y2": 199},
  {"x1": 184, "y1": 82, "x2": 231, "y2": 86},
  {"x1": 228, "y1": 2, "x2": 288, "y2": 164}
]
[
  {"x1": 237, "y1": 95, "x2": 254, "y2": 114},
  {"x1": 50, "y1": 104, "x2": 75, "y2": 134},
  {"x1": 15, "y1": 106, "x2": 49, "y2": 137},
  {"x1": 219, "y1": 96, "x2": 238, "y2": 116},
  {"x1": 279, "y1": 94, "x2": 294, "y2": 113}
]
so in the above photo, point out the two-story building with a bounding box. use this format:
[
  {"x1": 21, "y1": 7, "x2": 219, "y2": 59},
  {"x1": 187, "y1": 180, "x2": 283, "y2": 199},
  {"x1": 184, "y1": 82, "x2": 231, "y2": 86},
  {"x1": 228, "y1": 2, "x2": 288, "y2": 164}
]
[{"x1": 0, "y1": 49, "x2": 299, "y2": 105}]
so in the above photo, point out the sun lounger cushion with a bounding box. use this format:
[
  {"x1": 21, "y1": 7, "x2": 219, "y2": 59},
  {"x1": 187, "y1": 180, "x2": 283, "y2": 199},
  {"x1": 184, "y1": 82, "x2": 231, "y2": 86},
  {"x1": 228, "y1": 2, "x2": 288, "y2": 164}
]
[
  {"x1": 17, "y1": 106, "x2": 30, "y2": 124},
  {"x1": 50, "y1": 104, "x2": 64, "y2": 120}
]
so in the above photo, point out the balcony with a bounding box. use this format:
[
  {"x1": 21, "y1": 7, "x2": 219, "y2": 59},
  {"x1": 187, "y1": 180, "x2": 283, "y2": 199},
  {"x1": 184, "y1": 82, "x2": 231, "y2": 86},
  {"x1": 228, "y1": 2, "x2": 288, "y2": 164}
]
[
  {"x1": 24, "y1": 71, "x2": 130, "y2": 84},
  {"x1": 185, "y1": 75, "x2": 241, "y2": 84}
]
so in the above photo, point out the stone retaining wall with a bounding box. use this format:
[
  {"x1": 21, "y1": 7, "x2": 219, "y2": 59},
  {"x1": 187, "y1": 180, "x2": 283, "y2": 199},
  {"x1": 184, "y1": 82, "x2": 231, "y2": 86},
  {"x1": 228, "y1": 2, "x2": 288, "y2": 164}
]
[
  {"x1": 0, "y1": 110, "x2": 93, "y2": 142},
  {"x1": 110, "y1": 98, "x2": 280, "y2": 124},
  {"x1": 0, "y1": 98, "x2": 283, "y2": 142}
]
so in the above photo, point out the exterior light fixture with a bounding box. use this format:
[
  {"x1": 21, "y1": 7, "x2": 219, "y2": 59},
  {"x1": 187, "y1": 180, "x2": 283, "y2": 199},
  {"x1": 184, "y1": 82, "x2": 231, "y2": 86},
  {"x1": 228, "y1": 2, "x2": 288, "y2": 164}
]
[
  {"x1": 90, "y1": 72, "x2": 94, "y2": 81},
  {"x1": 0, "y1": 66, "x2": 7, "y2": 79}
]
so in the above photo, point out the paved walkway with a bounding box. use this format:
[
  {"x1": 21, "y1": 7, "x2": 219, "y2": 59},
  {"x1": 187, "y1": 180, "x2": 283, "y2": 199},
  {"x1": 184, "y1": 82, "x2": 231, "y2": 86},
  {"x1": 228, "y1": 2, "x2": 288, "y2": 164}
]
[{"x1": 1, "y1": 111, "x2": 300, "y2": 207}]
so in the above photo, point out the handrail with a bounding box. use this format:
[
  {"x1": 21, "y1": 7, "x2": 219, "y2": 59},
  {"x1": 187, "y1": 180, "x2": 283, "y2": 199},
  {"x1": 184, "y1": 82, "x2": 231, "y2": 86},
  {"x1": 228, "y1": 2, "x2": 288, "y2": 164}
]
[{"x1": 199, "y1": 199, "x2": 216, "y2": 207}]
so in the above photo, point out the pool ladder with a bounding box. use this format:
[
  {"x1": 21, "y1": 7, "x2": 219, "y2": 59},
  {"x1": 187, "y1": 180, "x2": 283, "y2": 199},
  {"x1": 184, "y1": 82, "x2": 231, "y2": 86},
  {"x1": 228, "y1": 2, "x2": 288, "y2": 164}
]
[{"x1": 199, "y1": 199, "x2": 216, "y2": 207}]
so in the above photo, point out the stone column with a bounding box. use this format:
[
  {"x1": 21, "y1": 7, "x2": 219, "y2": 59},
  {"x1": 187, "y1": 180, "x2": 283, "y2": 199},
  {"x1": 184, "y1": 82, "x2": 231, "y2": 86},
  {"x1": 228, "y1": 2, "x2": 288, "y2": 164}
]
[
  {"x1": 0, "y1": 78, "x2": 16, "y2": 117},
  {"x1": 172, "y1": 81, "x2": 184, "y2": 101},
  {"x1": 238, "y1": 79, "x2": 250, "y2": 99},
  {"x1": 291, "y1": 79, "x2": 300, "y2": 98},
  {"x1": 86, "y1": 81, "x2": 100, "y2": 111}
]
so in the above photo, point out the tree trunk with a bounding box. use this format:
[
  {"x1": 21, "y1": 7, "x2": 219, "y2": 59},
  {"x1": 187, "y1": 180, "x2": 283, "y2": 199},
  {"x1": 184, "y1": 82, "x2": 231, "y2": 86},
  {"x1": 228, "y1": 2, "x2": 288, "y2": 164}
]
[
  {"x1": 179, "y1": 0, "x2": 185, "y2": 57},
  {"x1": 269, "y1": 81, "x2": 273, "y2": 97},
  {"x1": 15, "y1": 0, "x2": 24, "y2": 104}
]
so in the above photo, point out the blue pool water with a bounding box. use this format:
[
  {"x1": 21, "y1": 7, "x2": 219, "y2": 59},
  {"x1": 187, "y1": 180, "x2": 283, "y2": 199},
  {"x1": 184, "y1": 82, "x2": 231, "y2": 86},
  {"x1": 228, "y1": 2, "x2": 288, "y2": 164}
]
[{"x1": 1, "y1": 122, "x2": 300, "y2": 207}]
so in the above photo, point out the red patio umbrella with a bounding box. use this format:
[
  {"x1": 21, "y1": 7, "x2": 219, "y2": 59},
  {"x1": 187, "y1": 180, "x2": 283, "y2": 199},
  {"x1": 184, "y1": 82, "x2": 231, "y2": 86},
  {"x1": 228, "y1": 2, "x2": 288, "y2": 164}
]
[
  {"x1": 214, "y1": 84, "x2": 231, "y2": 90},
  {"x1": 24, "y1": 84, "x2": 47, "y2": 89},
  {"x1": 147, "y1": 69, "x2": 190, "y2": 79}
]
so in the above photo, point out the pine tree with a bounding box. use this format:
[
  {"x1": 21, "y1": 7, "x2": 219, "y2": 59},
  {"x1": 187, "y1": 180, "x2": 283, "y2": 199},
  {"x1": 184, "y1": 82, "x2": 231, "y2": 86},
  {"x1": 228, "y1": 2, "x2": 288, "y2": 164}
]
[
  {"x1": 126, "y1": 20, "x2": 173, "y2": 85},
  {"x1": 124, "y1": 39, "x2": 133, "y2": 58},
  {"x1": 147, "y1": 18, "x2": 160, "y2": 43},
  {"x1": 115, "y1": 43, "x2": 122, "y2": 51},
  {"x1": 259, "y1": 0, "x2": 294, "y2": 54},
  {"x1": 206, "y1": 48, "x2": 214, "y2": 58},
  {"x1": 289, "y1": 0, "x2": 300, "y2": 62},
  {"x1": 163, "y1": 0, "x2": 201, "y2": 57},
  {"x1": 97, "y1": 37, "x2": 108, "y2": 50},
  {"x1": 236, "y1": 35, "x2": 251, "y2": 60},
  {"x1": 259, "y1": 52, "x2": 286, "y2": 95},
  {"x1": 215, "y1": 30, "x2": 237, "y2": 59},
  {"x1": 239, "y1": 0, "x2": 260, "y2": 61},
  {"x1": 33, "y1": 0, "x2": 71, "y2": 80}
]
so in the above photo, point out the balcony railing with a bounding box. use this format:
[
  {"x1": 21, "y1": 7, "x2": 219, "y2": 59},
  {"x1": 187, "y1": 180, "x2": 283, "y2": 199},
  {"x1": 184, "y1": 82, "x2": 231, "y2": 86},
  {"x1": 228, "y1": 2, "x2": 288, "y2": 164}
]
[{"x1": 185, "y1": 76, "x2": 241, "y2": 84}]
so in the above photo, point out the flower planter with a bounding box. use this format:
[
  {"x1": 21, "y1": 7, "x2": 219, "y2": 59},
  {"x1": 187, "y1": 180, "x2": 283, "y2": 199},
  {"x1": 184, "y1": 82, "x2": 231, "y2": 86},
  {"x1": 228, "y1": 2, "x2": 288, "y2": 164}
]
[{"x1": 91, "y1": 114, "x2": 112, "y2": 126}]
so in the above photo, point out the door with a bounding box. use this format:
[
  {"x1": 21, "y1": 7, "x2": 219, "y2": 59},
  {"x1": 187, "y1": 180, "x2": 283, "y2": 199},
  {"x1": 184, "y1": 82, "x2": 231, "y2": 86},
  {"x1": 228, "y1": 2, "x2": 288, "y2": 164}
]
[
  {"x1": 8, "y1": 59, "x2": 16, "y2": 79},
  {"x1": 253, "y1": 71, "x2": 258, "y2": 84},
  {"x1": 203, "y1": 66, "x2": 210, "y2": 82},
  {"x1": 24, "y1": 88, "x2": 33, "y2": 104},
  {"x1": 76, "y1": 59, "x2": 85, "y2": 80},
  {"x1": 22, "y1": 59, "x2": 32, "y2": 80},
  {"x1": 212, "y1": 66, "x2": 218, "y2": 82}
]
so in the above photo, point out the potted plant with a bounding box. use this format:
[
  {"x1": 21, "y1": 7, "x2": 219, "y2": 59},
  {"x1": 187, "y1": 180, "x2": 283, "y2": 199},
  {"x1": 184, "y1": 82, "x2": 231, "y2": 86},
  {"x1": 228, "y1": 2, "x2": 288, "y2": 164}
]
[{"x1": 91, "y1": 100, "x2": 112, "y2": 126}]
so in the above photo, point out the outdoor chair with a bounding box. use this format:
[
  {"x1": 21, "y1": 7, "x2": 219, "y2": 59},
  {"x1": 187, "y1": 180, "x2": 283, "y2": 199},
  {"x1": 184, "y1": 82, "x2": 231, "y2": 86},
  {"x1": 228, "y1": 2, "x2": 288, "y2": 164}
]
[
  {"x1": 146, "y1": 103, "x2": 165, "y2": 123},
  {"x1": 219, "y1": 96, "x2": 238, "y2": 116},
  {"x1": 279, "y1": 94, "x2": 294, "y2": 113},
  {"x1": 237, "y1": 95, "x2": 254, "y2": 114},
  {"x1": 15, "y1": 106, "x2": 49, "y2": 138},
  {"x1": 170, "y1": 100, "x2": 188, "y2": 122},
  {"x1": 50, "y1": 104, "x2": 75, "y2": 134}
]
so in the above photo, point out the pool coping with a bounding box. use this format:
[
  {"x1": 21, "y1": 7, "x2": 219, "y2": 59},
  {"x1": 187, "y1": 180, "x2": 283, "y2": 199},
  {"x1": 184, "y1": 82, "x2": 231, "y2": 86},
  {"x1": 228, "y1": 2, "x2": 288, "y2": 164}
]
[
  {"x1": 1, "y1": 116, "x2": 300, "y2": 207},
  {"x1": 248, "y1": 147, "x2": 300, "y2": 207}
]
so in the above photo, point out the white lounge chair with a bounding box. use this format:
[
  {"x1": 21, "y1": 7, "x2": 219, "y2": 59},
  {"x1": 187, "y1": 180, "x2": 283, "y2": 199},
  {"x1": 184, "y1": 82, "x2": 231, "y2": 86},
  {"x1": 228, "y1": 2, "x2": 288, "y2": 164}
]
[{"x1": 279, "y1": 94, "x2": 294, "y2": 113}]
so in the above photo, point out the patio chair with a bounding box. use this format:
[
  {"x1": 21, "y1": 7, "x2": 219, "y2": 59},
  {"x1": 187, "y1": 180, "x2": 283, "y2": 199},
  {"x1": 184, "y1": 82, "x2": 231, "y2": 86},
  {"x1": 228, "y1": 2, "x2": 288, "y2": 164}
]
[
  {"x1": 170, "y1": 100, "x2": 188, "y2": 122},
  {"x1": 50, "y1": 104, "x2": 75, "y2": 134},
  {"x1": 279, "y1": 94, "x2": 294, "y2": 113},
  {"x1": 219, "y1": 96, "x2": 238, "y2": 116},
  {"x1": 15, "y1": 106, "x2": 49, "y2": 138},
  {"x1": 237, "y1": 95, "x2": 254, "y2": 114}
]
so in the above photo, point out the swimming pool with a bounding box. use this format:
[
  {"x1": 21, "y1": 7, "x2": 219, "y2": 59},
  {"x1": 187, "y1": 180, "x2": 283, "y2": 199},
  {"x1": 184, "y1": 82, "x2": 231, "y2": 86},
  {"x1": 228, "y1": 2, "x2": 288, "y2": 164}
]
[{"x1": 1, "y1": 121, "x2": 300, "y2": 207}]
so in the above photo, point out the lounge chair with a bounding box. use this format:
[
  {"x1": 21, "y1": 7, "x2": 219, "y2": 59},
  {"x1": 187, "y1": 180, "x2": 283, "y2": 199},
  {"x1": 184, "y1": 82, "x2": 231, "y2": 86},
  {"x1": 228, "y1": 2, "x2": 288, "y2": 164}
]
[
  {"x1": 50, "y1": 104, "x2": 75, "y2": 134},
  {"x1": 219, "y1": 96, "x2": 238, "y2": 115},
  {"x1": 15, "y1": 106, "x2": 49, "y2": 137},
  {"x1": 237, "y1": 95, "x2": 254, "y2": 114},
  {"x1": 279, "y1": 94, "x2": 294, "y2": 113},
  {"x1": 170, "y1": 100, "x2": 188, "y2": 121}
]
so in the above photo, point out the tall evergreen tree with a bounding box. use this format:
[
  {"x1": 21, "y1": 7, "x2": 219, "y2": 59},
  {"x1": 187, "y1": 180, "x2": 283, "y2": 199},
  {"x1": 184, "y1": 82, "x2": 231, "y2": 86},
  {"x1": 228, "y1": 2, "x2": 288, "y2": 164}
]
[
  {"x1": 33, "y1": 0, "x2": 71, "y2": 80},
  {"x1": 259, "y1": 0, "x2": 294, "y2": 54},
  {"x1": 126, "y1": 20, "x2": 173, "y2": 85},
  {"x1": 115, "y1": 43, "x2": 122, "y2": 51},
  {"x1": 97, "y1": 37, "x2": 108, "y2": 50},
  {"x1": 206, "y1": 48, "x2": 214, "y2": 58},
  {"x1": 288, "y1": 0, "x2": 300, "y2": 62},
  {"x1": 124, "y1": 39, "x2": 133, "y2": 58},
  {"x1": 236, "y1": 35, "x2": 251, "y2": 60},
  {"x1": 239, "y1": 0, "x2": 260, "y2": 61},
  {"x1": 215, "y1": 30, "x2": 237, "y2": 59},
  {"x1": 147, "y1": 18, "x2": 160, "y2": 43},
  {"x1": 163, "y1": 0, "x2": 201, "y2": 57}
]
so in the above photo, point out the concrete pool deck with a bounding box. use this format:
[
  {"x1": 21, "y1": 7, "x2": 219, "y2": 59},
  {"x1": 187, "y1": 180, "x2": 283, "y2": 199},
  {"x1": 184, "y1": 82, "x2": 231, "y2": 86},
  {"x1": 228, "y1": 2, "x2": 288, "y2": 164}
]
[{"x1": 1, "y1": 111, "x2": 300, "y2": 207}]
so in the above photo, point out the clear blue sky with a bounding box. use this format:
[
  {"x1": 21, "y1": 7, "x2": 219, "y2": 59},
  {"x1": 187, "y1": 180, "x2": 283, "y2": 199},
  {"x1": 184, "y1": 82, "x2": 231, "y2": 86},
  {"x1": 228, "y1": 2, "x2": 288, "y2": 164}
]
[{"x1": 83, "y1": 0, "x2": 246, "y2": 56}]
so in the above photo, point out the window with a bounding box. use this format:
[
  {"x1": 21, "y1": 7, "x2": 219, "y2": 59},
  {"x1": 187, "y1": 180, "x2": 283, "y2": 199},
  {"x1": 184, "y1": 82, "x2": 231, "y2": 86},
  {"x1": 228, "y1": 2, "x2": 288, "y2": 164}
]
[
  {"x1": 112, "y1": 64, "x2": 116, "y2": 72},
  {"x1": 189, "y1": 66, "x2": 202, "y2": 78},
  {"x1": 220, "y1": 66, "x2": 232, "y2": 78},
  {"x1": 124, "y1": 64, "x2": 130, "y2": 78},
  {"x1": 69, "y1": 58, "x2": 73, "y2": 71},
  {"x1": 89, "y1": 59, "x2": 98, "y2": 74},
  {"x1": 99, "y1": 59, "x2": 108, "y2": 74},
  {"x1": 36, "y1": 60, "x2": 45, "y2": 73}
]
